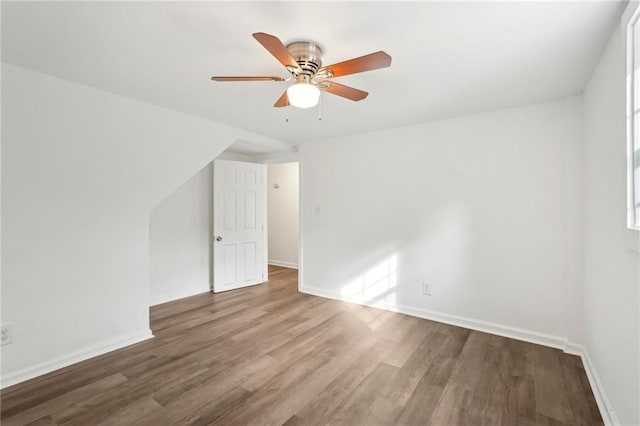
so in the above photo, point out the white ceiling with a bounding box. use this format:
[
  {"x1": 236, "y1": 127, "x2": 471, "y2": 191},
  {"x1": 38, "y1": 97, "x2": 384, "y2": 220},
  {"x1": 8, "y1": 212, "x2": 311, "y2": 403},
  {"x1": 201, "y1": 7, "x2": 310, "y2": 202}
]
[{"x1": 1, "y1": 1, "x2": 624, "y2": 143}]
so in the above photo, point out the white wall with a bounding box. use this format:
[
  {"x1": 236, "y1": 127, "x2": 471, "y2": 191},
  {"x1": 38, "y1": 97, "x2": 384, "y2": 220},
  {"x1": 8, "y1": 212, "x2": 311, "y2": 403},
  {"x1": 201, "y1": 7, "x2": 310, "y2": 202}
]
[
  {"x1": 267, "y1": 163, "x2": 299, "y2": 268},
  {"x1": 300, "y1": 97, "x2": 584, "y2": 345},
  {"x1": 582, "y1": 23, "x2": 640, "y2": 426},
  {"x1": 149, "y1": 163, "x2": 213, "y2": 306},
  {"x1": 1, "y1": 64, "x2": 284, "y2": 387},
  {"x1": 148, "y1": 152, "x2": 287, "y2": 306}
]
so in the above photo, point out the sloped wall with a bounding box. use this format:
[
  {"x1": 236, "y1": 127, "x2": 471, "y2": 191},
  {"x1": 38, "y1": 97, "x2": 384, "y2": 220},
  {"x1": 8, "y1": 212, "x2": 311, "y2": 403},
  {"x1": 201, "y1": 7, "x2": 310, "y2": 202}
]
[
  {"x1": 0, "y1": 64, "x2": 285, "y2": 386},
  {"x1": 149, "y1": 163, "x2": 213, "y2": 306}
]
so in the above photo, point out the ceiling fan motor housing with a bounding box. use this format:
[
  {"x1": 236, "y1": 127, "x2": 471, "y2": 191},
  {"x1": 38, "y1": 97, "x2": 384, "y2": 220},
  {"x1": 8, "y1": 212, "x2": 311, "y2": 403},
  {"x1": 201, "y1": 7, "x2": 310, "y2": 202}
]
[{"x1": 286, "y1": 41, "x2": 325, "y2": 82}]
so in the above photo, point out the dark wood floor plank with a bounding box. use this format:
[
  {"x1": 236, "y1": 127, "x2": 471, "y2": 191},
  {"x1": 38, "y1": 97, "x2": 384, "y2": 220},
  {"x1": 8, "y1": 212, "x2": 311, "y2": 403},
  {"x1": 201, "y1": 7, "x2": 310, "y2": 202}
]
[
  {"x1": 96, "y1": 396, "x2": 162, "y2": 426},
  {"x1": 327, "y1": 362, "x2": 401, "y2": 425},
  {"x1": 151, "y1": 354, "x2": 275, "y2": 407},
  {"x1": 138, "y1": 355, "x2": 275, "y2": 425},
  {"x1": 431, "y1": 333, "x2": 535, "y2": 425},
  {"x1": 48, "y1": 358, "x2": 209, "y2": 426},
  {"x1": 217, "y1": 334, "x2": 366, "y2": 425},
  {"x1": 152, "y1": 301, "x2": 249, "y2": 334},
  {"x1": 24, "y1": 416, "x2": 57, "y2": 426},
  {"x1": 1, "y1": 351, "x2": 157, "y2": 419},
  {"x1": 293, "y1": 338, "x2": 396, "y2": 425},
  {"x1": 394, "y1": 356, "x2": 458, "y2": 425},
  {"x1": 1, "y1": 265, "x2": 603, "y2": 425},
  {"x1": 382, "y1": 318, "x2": 434, "y2": 367},
  {"x1": 534, "y1": 345, "x2": 575, "y2": 423},
  {"x1": 559, "y1": 354, "x2": 603, "y2": 424},
  {"x1": 2, "y1": 373, "x2": 128, "y2": 426},
  {"x1": 383, "y1": 330, "x2": 449, "y2": 407},
  {"x1": 173, "y1": 386, "x2": 253, "y2": 426},
  {"x1": 282, "y1": 415, "x2": 308, "y2": 426}
]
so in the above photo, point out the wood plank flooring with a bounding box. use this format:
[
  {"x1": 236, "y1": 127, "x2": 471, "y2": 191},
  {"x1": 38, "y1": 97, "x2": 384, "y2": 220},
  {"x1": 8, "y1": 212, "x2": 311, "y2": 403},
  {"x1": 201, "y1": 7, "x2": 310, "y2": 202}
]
[{"x1": 1, "y1": 266, "x2": 603, "y2": 425}]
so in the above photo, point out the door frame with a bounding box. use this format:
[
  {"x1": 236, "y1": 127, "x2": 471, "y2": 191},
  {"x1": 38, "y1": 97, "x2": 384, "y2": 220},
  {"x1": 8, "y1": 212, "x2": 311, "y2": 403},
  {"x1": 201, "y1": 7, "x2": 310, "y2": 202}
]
[
  {"x1": 259, "y1": 156, "x2": 303, "y2": 291},
  {"x1": 212, "y1": 153, "x2": 303, "y2": 291},
  {"x1": 298, "y1": 158, "x2": 303, "y2": 291}
]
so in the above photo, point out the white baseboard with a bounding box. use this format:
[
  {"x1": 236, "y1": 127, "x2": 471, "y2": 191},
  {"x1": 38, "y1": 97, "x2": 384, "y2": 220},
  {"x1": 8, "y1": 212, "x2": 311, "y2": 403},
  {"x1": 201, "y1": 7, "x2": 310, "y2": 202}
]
[
  {"x1": 300, "y1": 284, "x2": 617, "y2": 425},
  {"x1": 564, "y1": 343, "x2": 619, "y2": 426},
  {"x1": 268, "y1": 260, "x2": 298, "y2": 269},
  {"x1": 300, "y1": 285, "x2": 568, "y2": 349},
  {"x1": 0, "y1": 328, "x2": 154, "y2": 389},
  {"x1": 150, "y1": 286, "x2": 211, "y2": 306}
]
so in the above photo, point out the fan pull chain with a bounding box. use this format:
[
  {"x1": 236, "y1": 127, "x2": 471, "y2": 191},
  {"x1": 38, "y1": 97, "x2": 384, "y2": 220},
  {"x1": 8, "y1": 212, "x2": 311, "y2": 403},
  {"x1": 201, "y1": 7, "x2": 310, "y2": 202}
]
[{"x1": 318, "y1": 93, "x2": 323, "y2": 121}]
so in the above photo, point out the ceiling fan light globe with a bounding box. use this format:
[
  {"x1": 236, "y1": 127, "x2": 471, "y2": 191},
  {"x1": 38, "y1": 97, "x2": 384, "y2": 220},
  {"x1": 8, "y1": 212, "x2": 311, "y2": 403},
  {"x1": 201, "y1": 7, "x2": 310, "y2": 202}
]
[{"x1": 287, "y1": 83, "x2": 320, "y2": 109}]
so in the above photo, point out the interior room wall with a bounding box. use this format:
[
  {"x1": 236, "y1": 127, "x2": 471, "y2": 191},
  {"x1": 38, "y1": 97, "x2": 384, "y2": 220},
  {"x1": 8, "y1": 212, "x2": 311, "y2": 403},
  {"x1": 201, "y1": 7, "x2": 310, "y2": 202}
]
[
  {"x1": 1, "y1": 64, "x2": 284, "y2": 387},
  {"x1": 148, "y1": 152, "x2": 281, "y2": 307},
  {"x1": 149, "y1": 163, "x2": 213, "y2": 306},
  {"x1": 582, "y1": 22, "x2": 640, "y2": 426},
  {"x1": 267, "y1": 163, "x2": 299, "y2": 268},
  {"x1": 299, "y1": 96, "x2": 584, "y2": 346}
]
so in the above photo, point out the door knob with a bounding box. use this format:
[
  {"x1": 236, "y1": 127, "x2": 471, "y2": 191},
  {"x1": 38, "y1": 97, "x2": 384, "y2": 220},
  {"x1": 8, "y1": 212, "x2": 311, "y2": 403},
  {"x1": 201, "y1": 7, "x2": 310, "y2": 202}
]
[{"x1": 216, "y1": 236, "x2": 223, "y2": 242}]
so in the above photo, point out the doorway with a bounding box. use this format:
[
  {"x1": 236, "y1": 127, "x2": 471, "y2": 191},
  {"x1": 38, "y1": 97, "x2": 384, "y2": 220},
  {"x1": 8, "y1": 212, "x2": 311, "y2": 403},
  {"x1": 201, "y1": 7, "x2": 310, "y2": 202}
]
[
  {"x1": 212, "y1": 159, "x2": 300, "y2": 292},
  {"x1": 266, "y1": 162, "x2": 300, "y2": 271}
]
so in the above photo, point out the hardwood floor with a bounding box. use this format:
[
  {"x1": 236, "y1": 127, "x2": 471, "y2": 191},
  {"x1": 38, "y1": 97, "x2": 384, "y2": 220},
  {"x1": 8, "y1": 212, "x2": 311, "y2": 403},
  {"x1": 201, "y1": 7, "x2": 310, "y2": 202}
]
[{"x1": 1, "y1": 266, "x2": 602, "y2": 425}]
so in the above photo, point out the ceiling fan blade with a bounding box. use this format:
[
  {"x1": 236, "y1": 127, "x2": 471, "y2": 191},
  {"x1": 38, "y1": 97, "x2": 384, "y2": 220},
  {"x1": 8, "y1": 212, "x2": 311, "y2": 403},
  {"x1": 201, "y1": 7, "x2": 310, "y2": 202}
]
[
  {"x1": 253, "y1": 32, "x2": 301, "y2": 72},
  {"x1": 320, "y1": 51, "x2": 391, "y2": 78},
  {"x1": 211, "y1": 76, "x2": 285, "y2": 82},
  {"x1": 274, "y1": 90, "x2": 290, "y2": 107},
  {"x1": 321, "y1": 81, "x2": 368, "y2": 101}
]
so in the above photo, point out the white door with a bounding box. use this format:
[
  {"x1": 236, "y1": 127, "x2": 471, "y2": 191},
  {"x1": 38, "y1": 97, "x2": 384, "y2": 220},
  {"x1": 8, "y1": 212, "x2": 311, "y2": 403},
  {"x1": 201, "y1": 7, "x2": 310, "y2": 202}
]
[{"x1": 213, "y1": 160, "x2": 266, "y2": 292}]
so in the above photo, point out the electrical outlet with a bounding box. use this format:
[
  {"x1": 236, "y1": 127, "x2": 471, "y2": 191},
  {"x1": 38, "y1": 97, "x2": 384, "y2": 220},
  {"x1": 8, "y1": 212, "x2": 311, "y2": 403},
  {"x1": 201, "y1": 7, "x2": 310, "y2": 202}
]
[
  {"x1": 1, "y1": 323, "x2": 13, "y2": 345},
  {"x1": 421, "y1": 282, "x2": 432, "y2": 296}
]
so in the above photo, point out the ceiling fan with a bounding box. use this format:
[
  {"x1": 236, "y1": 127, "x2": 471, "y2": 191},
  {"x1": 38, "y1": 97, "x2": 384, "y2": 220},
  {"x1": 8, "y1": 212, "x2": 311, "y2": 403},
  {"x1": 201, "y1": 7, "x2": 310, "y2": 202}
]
[{"x1": 211, "y1": 32, "x2": 392, "y2": 109}]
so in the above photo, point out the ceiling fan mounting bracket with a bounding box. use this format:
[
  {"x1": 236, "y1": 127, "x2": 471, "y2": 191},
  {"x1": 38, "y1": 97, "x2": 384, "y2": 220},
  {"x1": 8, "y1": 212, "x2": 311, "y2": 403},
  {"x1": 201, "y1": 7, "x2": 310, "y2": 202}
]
[
  {"x1": 286, "y1": 41, "x2": 323, "y2": 78},
  {"x1": 294, "y1": 74, "x2": 313, "y2": 84}
]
